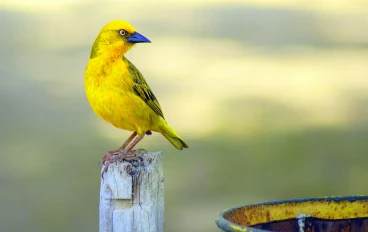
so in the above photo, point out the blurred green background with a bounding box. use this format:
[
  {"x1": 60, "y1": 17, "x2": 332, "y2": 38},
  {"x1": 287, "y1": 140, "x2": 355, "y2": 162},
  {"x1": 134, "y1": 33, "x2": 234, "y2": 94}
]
[{"x1": 1, "y1": 0, "x2": 368, "y2": 231}]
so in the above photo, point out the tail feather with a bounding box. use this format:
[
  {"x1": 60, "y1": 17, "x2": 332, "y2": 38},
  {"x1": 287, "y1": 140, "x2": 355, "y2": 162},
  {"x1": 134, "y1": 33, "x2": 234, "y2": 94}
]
[
  {"x1": 163, "y1": 133, "x2": 188, "y2": 150},
  {"x1": 160, "y1": 124, "x2": 188, "y2": 150}
]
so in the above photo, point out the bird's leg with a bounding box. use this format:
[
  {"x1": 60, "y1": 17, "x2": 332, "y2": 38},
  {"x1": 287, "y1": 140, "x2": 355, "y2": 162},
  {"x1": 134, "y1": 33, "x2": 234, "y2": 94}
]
[
  {"x1": 121, "y1": 132, "x2": 138, "y2": 150},
  {"x1": 100, "y1": 132, "x2": 145, "y2": 178},
  {"x1": 126, "y1": 134, "x2": 145, "y2": 152},
  {"x1": 100, "y1": 131, "x2": 138, "y2": 165},
  {"x1": 109, "y1": 135, "x2": 146, "y2": 176},
  {"x1": 99, "y1": 132, "x2": 137, "y2": 168}
]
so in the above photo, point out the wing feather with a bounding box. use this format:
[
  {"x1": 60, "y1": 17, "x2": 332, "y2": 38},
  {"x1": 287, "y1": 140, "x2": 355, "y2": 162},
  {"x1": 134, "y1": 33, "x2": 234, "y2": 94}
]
[{"x1": 125, "y1": 58, "x2": 165, "y2": 119}]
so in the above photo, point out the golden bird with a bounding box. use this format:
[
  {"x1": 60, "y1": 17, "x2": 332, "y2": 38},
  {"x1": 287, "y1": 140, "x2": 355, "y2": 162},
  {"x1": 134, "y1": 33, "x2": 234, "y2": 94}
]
[{"x1": 85, "y1": 20, "x2": 188, "y2": 171}]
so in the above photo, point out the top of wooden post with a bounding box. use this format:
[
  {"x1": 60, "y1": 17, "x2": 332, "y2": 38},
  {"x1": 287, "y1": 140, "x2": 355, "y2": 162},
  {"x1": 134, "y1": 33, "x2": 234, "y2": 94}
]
[{"x1": 99, "y1": 150, "x2": 164, "y2": 232}]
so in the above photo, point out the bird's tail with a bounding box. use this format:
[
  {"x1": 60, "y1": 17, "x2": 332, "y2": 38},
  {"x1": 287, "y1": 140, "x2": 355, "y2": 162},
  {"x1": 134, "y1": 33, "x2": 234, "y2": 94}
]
[{"x1": 160, "y1": 123, "x2": 188, "y2": 150}]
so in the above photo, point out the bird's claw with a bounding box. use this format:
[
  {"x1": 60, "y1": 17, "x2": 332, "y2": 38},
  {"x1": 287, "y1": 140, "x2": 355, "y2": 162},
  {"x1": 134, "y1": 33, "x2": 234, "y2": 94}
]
[
  {"x1": 100, "y1": 149, "x2": 126, "y2": 178},
  {"x1": 100, "y1": 149, "x2": 145, "y2": 179}
]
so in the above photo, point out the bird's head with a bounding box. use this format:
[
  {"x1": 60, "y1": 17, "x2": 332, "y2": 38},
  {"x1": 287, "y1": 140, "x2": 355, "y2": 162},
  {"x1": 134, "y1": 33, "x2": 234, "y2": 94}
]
[{"x1": 90, "y1": 20, "x2": 151, "y2": 58}]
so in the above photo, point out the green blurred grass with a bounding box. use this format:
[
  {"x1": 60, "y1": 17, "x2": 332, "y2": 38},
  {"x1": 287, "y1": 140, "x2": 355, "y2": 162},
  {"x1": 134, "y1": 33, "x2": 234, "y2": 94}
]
[{"x1": 1, "y1": 2, "x2": 368, "y2": 232}]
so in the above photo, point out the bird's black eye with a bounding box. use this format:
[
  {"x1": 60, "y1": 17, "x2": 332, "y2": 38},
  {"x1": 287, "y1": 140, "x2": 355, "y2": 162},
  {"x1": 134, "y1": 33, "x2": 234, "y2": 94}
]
[{"x1": 119, "y1": 29, "x2": 126, "y2": 36}]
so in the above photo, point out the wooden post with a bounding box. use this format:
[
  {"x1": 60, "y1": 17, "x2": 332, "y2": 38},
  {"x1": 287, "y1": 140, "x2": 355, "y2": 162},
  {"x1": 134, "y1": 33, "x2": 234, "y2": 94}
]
[{"x1": 99, "y1": 150, "x2": 164, "y2": 232}]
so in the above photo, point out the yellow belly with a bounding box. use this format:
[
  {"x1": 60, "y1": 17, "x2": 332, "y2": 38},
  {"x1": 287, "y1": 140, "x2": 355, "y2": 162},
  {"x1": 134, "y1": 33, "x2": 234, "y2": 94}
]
[{"x1": 84, "y1": 60, "x2": 159, "y2": 136}]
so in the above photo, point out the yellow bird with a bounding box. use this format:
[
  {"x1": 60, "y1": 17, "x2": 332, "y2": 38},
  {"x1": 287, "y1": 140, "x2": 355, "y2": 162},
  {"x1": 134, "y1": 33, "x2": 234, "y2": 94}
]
[{"x1": 85, "y1": 20, "x2": 188, "y2": 167}]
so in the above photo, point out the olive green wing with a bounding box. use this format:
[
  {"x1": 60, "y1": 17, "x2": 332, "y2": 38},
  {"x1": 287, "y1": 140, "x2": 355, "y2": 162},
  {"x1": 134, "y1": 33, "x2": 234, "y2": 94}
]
[{"x1": 126, "y1": 59, "x2": 165, "y2": 119}]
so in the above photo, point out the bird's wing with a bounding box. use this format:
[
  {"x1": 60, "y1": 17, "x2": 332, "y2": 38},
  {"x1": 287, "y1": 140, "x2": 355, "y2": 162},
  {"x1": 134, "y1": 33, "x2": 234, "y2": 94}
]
[{"x1": 126, "y1": 58, "x2": 165, "y2": 119}]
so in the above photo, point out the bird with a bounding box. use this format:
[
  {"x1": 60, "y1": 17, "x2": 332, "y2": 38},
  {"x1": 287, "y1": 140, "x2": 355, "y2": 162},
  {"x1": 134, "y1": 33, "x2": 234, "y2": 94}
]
[{"x1": 84, "y1": 20, "x2": 188, "y2": 172}]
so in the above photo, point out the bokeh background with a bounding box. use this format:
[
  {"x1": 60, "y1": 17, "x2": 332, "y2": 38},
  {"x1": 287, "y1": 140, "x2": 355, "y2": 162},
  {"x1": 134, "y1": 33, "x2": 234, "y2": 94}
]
[{"x1": 1, "y1": 0, "x2": 368, "y2": 231}]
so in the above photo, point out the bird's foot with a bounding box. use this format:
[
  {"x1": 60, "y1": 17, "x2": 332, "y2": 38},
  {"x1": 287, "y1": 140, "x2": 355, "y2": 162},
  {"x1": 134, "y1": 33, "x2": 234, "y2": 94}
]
[
  {"x1": 100, "y1": 148, "x2": 147, "y2": 178},
  {"x1": 99, "y1": 148, "x2": 125, "y2": 166},
  {"x1": 100, "y1": 148, "x2": 127, "y2": 178}
]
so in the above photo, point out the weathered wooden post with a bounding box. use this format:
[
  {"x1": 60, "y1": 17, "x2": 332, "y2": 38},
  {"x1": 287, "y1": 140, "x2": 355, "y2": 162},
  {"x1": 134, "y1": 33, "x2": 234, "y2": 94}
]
[{"x1": 99, "y1": 150, "x2": 164, "y2": 232}]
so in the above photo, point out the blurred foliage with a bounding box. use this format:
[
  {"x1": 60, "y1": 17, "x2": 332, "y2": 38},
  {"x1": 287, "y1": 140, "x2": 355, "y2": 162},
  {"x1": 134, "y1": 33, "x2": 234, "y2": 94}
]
[{"x1": 1, "y1": 1, "x2": 368, "y2": 232}]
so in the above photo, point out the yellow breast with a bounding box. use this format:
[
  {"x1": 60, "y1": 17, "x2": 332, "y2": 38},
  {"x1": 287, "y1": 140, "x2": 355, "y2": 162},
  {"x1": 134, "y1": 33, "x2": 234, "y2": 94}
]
[{"x1": 84, "y1": 57, "x2": 159, "y2": 135}]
